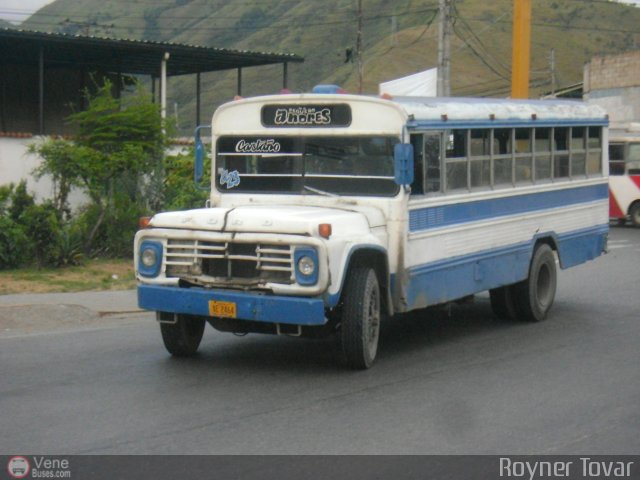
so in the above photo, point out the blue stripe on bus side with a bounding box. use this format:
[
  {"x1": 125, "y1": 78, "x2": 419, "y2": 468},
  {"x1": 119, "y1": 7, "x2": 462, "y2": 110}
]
[
  {"x1": 403, "y1": 224, "x2": 608, "y2": 310},
  {"x1": 409, "y1": 183, "x2": 608, "y2": 232}
]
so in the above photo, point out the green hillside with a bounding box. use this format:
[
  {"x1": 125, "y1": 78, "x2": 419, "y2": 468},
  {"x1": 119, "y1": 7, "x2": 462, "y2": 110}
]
[{"x1": 22, "y1": 0, "x2": 640, "y2": 131}]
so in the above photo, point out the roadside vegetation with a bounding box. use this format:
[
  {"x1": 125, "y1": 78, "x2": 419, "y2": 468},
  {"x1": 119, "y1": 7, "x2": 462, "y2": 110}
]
[
  {"x1": 0, "y1": 259, "x2": 136, "y2": 294},
  {"x1": 0, "y1": 80, "x2": 209, "y2": 284}
]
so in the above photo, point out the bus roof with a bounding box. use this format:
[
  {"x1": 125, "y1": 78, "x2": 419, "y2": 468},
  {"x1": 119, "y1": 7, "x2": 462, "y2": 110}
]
[
  {"x1": 214, "y1": 94, "x2": 608, "y2": 131},
  {"x1": 390, "y1": 96, "x2": 608, "y2": 126}
]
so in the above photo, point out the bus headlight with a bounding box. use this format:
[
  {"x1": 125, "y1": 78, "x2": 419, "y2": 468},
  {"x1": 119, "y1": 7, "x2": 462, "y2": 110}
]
[
  {"x1": 298, "y1": 256, "x2": 316, "y2": 276},
  {"x1": 141, "y1": 248, "x2": 157, "y2": 267},
  {"x1": 294, "y1": 248, "x2": 319, "y2": 286},
  {"x1": 139, "y1": 241, "x2": 163, "y2": 277}
]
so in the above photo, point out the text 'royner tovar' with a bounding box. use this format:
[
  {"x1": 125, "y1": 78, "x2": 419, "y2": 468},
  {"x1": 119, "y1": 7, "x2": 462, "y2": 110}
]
[{"x1": 500, "y1": 458, "x2": 634, "y2": 479}]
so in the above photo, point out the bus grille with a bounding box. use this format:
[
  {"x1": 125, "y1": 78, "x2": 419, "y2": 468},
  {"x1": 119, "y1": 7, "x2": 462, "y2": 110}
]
[{"x1": 164, "y1": 239, "x2": 294, "y2": 283}]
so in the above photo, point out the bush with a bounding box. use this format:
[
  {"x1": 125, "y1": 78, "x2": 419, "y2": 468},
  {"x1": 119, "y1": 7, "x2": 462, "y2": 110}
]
[
  {"x1": 163, "y1": 149, "x2": 209, "y2": 211},
  {"x1": 0, "y1": 184, "x2": 13, "y2": 215},
  {"x1": 56, "y1": 223, "x2": 85, "y2": 267},
  {"x1": 0, "y1": 216, "x2": 29, "y2": 269},
  {"x1": 19, "y1": 202, "x2": 63, "y2": 268},
  {"x1": 102, "y1": 195, "x2": 148, "y2": 257},
  {"x1": 72, "y1": 194, "x2": 147, "y2": 258},
  {"x1": 8, "y1": 181, "x2": 35, "y2": 222}
]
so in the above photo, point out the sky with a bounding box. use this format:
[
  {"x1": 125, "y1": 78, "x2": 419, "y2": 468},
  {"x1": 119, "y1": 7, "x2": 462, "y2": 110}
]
[
  {"x1": 0, "y1": 0, "x2": 639, "y2": 24},
  {"x1": 0, "y1": 0, "x2": 55, "y2": 23}
]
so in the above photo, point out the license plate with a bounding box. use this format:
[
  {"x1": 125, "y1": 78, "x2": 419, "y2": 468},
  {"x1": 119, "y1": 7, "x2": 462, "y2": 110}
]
[{"x1": 209, "y1": 300, "x2": 237, "y2": 318}]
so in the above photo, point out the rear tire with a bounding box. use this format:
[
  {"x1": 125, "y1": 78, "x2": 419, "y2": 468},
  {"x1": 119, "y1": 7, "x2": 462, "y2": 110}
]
[
  {"x1": 340, "y1": 267, "x2": 382, "y2": 369},
  {"x1": 630, "y1": 202, "x2": 640, "y2": 228},
  {"x1": 513, "y1": 244, "x2": 557, "y2": 322},
  {"x1": 159, "y1": 313, "x2": 206, "y2": 356}
]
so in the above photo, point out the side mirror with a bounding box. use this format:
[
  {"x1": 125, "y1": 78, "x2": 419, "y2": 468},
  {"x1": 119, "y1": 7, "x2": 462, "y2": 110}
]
[
  {"x1": 394, "y1": 143, "x2": 414, "y2": 186},
  {"x1": 194, "y1": 125, "x2": 211, "y2": 191}
]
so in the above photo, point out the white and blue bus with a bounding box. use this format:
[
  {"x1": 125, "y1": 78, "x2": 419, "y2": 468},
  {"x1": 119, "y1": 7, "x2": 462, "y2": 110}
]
[{"x1": 135, "y1": 87, "x2": 609, "y2": 368}]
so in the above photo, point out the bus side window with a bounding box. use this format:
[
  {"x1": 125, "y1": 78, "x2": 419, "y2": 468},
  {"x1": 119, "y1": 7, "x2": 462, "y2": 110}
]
[
  {"x1": 608, "y1": 143, "x2": 625, "y2": 176},
  {"x1": 446, "y1": 129, "x2": 468, "y2": 190}
]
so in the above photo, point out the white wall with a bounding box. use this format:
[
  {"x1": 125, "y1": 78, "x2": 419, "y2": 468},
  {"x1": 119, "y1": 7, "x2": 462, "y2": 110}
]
[
  {"x1": 586, "y1": 87, "x2": 640, "y2": 131},
  {"x1": 0, "y1": 137, "x2": 193, "y2": 210},
  {"x1": 0, "y1": 136, "x2": 87, "y2": 208}
]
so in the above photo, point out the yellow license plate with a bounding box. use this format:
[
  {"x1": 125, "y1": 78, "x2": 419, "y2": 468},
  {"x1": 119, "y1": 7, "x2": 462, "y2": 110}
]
[{"x1": 209, "y1": 300, "x2": 237, "y2": 318}]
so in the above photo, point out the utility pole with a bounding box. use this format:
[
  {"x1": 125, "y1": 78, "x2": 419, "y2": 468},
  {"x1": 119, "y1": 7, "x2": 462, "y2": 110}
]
[
  {"x1": 511, "y1": 0, "x2": 532, "y2": 98},
  {"x1": 356, "y1": 0, "x2": 364, "y2": 93},
  {"x1": 437, "y1": 0, "x2": 452, "y2": 97}
]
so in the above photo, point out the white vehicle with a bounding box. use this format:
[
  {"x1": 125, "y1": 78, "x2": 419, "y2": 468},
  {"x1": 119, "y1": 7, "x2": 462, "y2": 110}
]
[
  {"x1": 608, "y1": 134, "x2": 640, "y2": 227},
  {"x1": 135, "y1": 87, "x2": 609, "y2": 368}
]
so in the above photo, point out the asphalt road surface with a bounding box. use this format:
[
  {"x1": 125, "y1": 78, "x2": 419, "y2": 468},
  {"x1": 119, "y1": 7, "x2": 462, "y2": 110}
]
[{"x1": 1, "y1": 226, "x2": 639, "y2": 455}]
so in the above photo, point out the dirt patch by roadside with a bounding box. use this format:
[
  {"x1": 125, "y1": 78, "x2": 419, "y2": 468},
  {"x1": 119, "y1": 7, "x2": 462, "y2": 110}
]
[{"x1": 0, "y1": 304, "x2": 148, "y2": 338}]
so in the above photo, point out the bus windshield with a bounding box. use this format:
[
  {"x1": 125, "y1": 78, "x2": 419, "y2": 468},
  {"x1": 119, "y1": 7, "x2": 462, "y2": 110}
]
[{"x1": 215, "y1": 135, "x2": 399, "y2": 196}]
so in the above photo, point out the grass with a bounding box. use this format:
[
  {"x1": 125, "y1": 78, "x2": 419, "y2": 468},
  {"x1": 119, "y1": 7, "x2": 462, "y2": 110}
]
[{"x1": 0, "y1": 258, "x2": 137, "y2": 295}]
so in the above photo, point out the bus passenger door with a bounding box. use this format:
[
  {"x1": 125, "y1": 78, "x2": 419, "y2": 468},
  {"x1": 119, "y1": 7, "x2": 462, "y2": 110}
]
[
  {"x1": 405, "y1": 133, "x2": 442, "y2": 310},
  {"x1": 410, "y1": 133, "x2": 441, "y2": 195}
]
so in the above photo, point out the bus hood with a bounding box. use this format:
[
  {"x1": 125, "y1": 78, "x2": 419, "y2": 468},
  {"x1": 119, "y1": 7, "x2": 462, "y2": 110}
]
[{"x1": 148, "y1": 204, "x2": 386, "y2": 236}]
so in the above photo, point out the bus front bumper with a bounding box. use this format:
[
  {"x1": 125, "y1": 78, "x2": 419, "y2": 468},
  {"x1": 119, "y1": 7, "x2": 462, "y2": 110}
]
[{"x1": 137, "y1": 284, "x2": 327, "y2": 326}]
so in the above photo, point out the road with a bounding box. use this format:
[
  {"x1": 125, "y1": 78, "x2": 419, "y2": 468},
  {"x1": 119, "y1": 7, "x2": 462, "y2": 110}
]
[{"x1": 1, "y1": 227, "x2": 639, "y2": 455}]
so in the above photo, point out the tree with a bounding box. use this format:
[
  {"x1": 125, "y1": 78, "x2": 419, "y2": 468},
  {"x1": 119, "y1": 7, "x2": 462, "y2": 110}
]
[{"x1": 31, "y1": 80, "x2": 170, "y2": 254}]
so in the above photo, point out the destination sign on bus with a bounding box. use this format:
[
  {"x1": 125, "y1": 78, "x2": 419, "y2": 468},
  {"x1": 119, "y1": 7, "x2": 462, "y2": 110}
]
[{"x1": 261, "y1": 104, "x2": 352, "y2": 128}]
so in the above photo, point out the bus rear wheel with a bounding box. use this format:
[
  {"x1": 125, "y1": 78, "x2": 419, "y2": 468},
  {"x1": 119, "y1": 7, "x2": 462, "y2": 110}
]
[
  {"x1": 340, "y1": 267, "x2": 381, "y2": 369},
  {"x1": 513, "y1": 244, "x2": 557, "y2": 322},
  {"x1": 630, "y1": 202, "x2": 640, "y2": 228},
  {"x1": 159, "y1": 313, "x2": 206, "y2": 356}
]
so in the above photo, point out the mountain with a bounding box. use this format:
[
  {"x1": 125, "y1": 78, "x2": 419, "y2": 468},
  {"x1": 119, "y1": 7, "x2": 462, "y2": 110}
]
[{"x1": 21, "y1": 0, "x2": 640, "y2": 131}]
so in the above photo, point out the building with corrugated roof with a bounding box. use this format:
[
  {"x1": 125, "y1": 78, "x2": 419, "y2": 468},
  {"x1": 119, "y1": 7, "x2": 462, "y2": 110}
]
[{"x1": 0, "y1": 28, "x2": 302, "y2": 201}]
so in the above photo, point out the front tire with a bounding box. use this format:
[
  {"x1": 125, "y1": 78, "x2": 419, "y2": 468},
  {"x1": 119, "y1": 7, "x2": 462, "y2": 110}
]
[
  {"x1": 489, "y1": 285, "x2": 517, "y2": 320},
  {"x1": 513, "y1": 244, "x2": 557, "y2": 322},
  {"x1": 159, "y1": 313, "x2": 206, "y2": 356},
  {"x1": 340, "y1": 267, "x2": 382, "y2": 369}
]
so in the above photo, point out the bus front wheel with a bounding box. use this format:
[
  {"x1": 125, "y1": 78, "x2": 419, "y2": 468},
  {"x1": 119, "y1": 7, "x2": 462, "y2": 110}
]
[
  {"x1": 340, "y1": 267, "x2": 382, "y2": 369},
  {"x1": 513, "y1": 244, "x2": 557, "y2": 322},
  {"x1": 489, "y1": 286, "x2": 517, "y2": 320},
  {"x1": 159, "y1": 313, "x2": 206, "y2": 356}
]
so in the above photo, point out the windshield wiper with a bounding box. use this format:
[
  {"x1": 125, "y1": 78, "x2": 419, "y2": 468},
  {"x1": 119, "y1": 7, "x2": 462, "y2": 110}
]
[{"x1": 303, "y1": 185, "x2": 339, "y2": 198}]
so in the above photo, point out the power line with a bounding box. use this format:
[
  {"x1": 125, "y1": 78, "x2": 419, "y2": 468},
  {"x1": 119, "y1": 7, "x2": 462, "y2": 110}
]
[
  {"x1": 9, "y1": 7, "x2": 442, "y2": 34},
  {"x1": 463, "y1": 16, "x2": 640, "y2": 35},
  {"x1": 452, "y1": 6, "x2": 511, "y2": 76},
  {"x1": 4, "y1": 4, "x2": 440, "y2": 23}
]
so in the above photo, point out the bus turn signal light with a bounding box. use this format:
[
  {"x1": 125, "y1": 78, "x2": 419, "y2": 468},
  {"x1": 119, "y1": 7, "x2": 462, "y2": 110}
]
[
  {"x1": 319, "y1": 223, "x2": 332, "y2": 239},
  {"x1": 138, "y1": 216, "x2": 152, "y2": 229}
]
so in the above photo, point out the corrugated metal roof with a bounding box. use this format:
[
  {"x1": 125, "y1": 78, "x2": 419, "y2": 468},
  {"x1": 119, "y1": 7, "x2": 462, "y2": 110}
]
[{"x1": 0, "y1": 27, "x2": 303, "y2": 76}]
